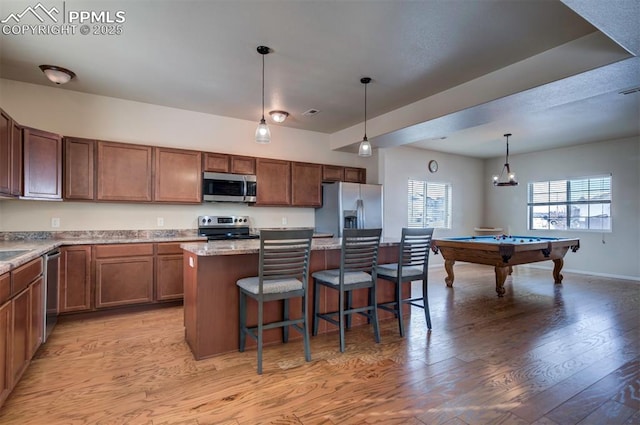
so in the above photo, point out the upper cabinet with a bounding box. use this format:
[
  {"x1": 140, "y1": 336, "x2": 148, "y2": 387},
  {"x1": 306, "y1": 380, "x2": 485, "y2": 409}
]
[
  {"x1": 344, "y1": 167, "x2": 366, "y2": 183},
  {"x1": 203, "y1": 152, "x2": 256, "y2": 175},
  {"x1": 22, "y1": 127, "x2": 62, "y2": 200},
  {"x1": 322, "y1": 165, "x2": 344, "y2": 182},
  {"x1": 64, "y1": 137, "x2": 95, "y2": 200},
  {"x1": 0, "y1": 109, "x2": 23, "y2": 198},
  {"x1": 255, "y1": 158, "x2": 291, "y2": 206},
  {"x1": 291, "y1": 162, "x2": 322, "y2": 207},
  {"x1": 154, "y1": 147, "x2": 202, "y2": 203},
  {"x1": 97, "y1": 141, "x2": 153, "y2": 202}
]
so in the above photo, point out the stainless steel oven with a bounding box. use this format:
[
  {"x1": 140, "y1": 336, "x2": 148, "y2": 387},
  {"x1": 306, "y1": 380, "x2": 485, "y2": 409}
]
[{"x1": 202, "y1": 172, "x2": 257, "y2": 203}]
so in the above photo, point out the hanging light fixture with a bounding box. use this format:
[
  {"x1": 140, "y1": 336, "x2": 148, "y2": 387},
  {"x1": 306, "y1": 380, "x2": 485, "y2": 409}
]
[
  {"x1": 492, "y1": 133, "x2": 518, "y2": 186},
  {"x1": 255, "y1": 46, "x2": 271, "y2": 144},
  {"x1": 358, "y1": 77, "x2": 372, "y2": 157},
  {"x1": 39, "y1": 65, "x2": 76, "y2": 85}
]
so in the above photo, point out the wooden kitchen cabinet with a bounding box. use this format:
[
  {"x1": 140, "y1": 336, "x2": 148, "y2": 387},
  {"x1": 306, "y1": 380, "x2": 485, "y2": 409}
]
[
  {"x1": 255, "y1": 158, "x2": 291, "y2": 206},
  {"x1": 64, "y1": 137, "x2": 95, "y2": 200},
  {"x1": 0, "y1": 109, "x2": 12, "y2": 196},
  {"x1": 60, "y1": 246, "x2": 92, "y2": 313},
  {"x1": 322, "y1": 165, "x2": 344, "y2": 182},
  {"x1": 344, "y1": 167, "x2": 366, "y2": 183},
  {"x1": 203, "y1": 152, "x2": 230, "y2": 173},
  {"x1": 291, "y1": 162, "x2": 322, "y2": 207},
  {"x1": 29, "y1": 276, "x2": 44, "y2": 358},
  {"x1": 22, "y1": 127, "x2": 62, "y2": 199},
  {"x1": 230, "y1": 155, "x2": 256, "y2": 174},
  {"x1": 156, "y1": 242, "x2": 187, "y2": 301},
  {"x1": 10, "y1": 121, "x2": 22, "y2": 197},
  {"x1": 154, "y1": 147, "x2": 202, "y2": 203},
  {"x1": 97, "y1": 141, "x2": 153, "y2": 202},
  {"x1": 0, "y1": 299, "x2": 11, "y2": 407},
  {"x1": 10, "y1": 287, "x2": 30, "y2": 388},
  {"x1": 95, "y1": 244, "x2": 154, "y2": 309}
]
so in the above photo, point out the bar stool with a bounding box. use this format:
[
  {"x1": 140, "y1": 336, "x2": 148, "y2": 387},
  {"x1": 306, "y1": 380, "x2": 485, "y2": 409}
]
[
  {"x1": 237, "y1": 229, "x2": 314, "y2": 374},
  {"x1": 377, "y1": 227, "x2": 434, "y2": 336},
  {"x1": 312, "y1": 228, "x2": 382, "y2": 353}
]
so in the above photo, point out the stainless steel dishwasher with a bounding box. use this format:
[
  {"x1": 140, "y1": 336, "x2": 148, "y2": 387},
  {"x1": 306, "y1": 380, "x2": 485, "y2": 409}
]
[{"x1": 43, "y1": 249, "x2": 61, "y2": 342}]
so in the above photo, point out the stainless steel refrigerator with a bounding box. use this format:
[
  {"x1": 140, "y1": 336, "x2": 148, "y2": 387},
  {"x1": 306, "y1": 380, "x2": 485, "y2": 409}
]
[{"x1": 315, "y1": 182, "x2": 383, "y2": 237}]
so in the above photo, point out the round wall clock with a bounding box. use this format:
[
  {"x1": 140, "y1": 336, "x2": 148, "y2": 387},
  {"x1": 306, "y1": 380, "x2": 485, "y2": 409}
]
[{"x1": 428, "y1": 160, "x2": 438, "y2": 173}]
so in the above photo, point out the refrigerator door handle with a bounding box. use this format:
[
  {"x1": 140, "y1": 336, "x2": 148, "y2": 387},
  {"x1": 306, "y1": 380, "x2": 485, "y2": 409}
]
[{"x1": 356, "y1": 199, "x2": 365, "y2": 229}]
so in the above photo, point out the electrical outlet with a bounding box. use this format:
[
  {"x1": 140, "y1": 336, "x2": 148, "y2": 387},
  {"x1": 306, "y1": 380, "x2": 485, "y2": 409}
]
[
  {"x1": 281, "y1": 217, "x2": 288, "y2": 225},
  {"x1": 157, "y1": 217, "x2": 164, "y2": 227},
  {"x1": 51, "y1": 217, "x2": 60, "y2": 228}
]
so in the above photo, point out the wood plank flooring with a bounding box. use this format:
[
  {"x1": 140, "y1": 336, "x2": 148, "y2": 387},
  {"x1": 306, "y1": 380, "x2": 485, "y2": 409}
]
[{"x1": 1, "y1": 264, "x2": 638, "y2": 424}]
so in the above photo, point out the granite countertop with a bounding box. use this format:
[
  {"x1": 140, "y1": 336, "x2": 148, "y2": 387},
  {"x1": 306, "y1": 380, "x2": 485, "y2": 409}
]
[
  {"x1": 181, "y1": 237, "x2": 400, "y2": 256},
  {"x1": 0, "y1": 230, "x2": 206, "y2": 274}
]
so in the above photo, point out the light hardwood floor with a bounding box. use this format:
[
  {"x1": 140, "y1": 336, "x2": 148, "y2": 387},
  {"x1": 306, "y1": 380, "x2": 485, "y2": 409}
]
[{"x1": 1, "y1": 264, "x2": 638, "y2": 424}]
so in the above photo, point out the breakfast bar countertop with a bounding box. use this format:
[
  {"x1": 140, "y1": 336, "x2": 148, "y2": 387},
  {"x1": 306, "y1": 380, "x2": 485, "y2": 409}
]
[{"x1": 181, "y1": 237, "x2": 400, "y2": 256}]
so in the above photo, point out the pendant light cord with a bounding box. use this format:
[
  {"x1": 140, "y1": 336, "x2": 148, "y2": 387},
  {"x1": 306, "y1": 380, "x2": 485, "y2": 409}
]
[
  {"x1": 364, "y1": 82, "x2": 367, "y2": 139},
  {"x1": 261, "y1": 53, "x2": 265, "y2": 121}
]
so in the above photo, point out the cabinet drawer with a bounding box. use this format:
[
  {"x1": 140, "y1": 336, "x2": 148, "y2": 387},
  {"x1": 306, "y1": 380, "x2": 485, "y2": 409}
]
[
  {"x1": 0, "y1": 272, "x2": 9, "y2": 305},
  {"x1": 11, "y1": 257, "x2": 43, "y2": 296},
  {"x1": 94, "y1": 243, "x2": 154, "y2": 258},
  {"x1": 156, "y1": 242, "x2": 196, "y2": 255}
]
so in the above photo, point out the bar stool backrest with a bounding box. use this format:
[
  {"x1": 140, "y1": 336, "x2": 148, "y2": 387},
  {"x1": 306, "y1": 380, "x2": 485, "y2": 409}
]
[
  {"x1": 259, "y1": 229, "x2": 314, "y2": 292},
  {"x1": 399, "y1": 228, "x2": 434, "y2": 277},
  {"x1": 341, "y1": 228, "x2": 383, "y2": 274}
]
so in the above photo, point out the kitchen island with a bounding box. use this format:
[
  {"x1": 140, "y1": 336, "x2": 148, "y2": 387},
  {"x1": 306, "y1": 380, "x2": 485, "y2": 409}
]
[{"x1": 181, "y1": 238, "x2": 402, "y2": 360}]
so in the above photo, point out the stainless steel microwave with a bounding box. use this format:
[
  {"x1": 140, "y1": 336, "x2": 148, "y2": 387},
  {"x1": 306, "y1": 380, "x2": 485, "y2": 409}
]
[{"x1": 202, "y1": 172, "x2": 257, "y2": 203}]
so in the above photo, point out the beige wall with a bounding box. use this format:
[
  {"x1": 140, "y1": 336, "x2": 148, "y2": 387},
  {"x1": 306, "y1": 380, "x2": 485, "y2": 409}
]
[{"x1": 0, "y1": 78, "x2": 374, "y2": 231}]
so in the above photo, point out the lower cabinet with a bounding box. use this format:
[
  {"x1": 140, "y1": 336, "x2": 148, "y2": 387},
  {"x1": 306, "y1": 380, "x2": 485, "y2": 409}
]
[
  {"x1": 60, "y1": 246, "x2": 92, "y2": 313},
  {"x1": 29, "y1": 276, "x2": 44, "y2": 358},
  {"x1": 95, "y1": 244, "x2": 154, "y2": 309},
  {"x1": 10, "y1": 287, "x2": 30, "y2": 387},
  {"x1": 156, "y1": 242, "x2": 185, "y2": 301},
  {"x1": 0, "y1": 300, "x2": 11, "y2": 407}
]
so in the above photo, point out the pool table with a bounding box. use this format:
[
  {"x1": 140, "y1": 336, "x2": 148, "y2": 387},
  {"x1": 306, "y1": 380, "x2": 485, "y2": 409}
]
[{"x1": 431, "y1": 235, "x2": 580, "y2": 297}]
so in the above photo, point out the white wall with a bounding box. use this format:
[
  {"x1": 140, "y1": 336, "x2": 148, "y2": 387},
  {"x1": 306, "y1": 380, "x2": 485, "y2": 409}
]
[
  {"x1": 484, "y1": 137, "x2": 640, "y2": 280},
  {"x1": 0, "y1": 78, "x2": 375, "y2": 231},
  {"x1": 379, "y1": 146, "x2": 485, "y2": 266}
]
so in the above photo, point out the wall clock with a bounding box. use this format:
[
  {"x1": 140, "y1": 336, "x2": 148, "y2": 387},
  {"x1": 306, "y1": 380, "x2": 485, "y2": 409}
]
[{"x1": 428, "y1": 160, "x2": 438, "y2": 173}]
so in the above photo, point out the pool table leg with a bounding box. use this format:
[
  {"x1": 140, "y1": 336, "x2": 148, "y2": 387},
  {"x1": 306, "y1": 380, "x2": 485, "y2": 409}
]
[
  {"x1": 494, "y1": 266, "x2": 509, "y2": 297},
  {"x1": 444, "y1": 260, "x2": 455, "y2": 287},
  {"x1": 552, "y1": 258, "x2": 564, "y2": 283}
]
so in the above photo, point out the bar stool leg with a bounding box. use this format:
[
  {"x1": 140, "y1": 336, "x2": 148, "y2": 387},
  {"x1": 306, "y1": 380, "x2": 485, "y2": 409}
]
[
  {"x1": 283, "y1": 299, "x2": 289, "y2": 343},
  {"x1": 239, "y1": 291, "x2": 247, "y2": 352},
  {"x1": 339, "y1": 288, "x2": 346, "y2": 352},
  {"x1": 397, "y1": 280, "x2": 405, "y2": 337},
  {"x1": 312, "y1": 279, "x2": 320, "y2": 336},
  {"x1": 423, "y1": 278, "x2": 432, "y2": 330}
]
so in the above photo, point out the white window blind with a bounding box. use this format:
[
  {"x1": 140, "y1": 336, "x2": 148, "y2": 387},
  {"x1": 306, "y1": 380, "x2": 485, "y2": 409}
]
[
  {"x1": 408, "y1": 180, "x2": 452, "y2": 229},
  {"x1": 528, "y1": 175, "x2": 611, "y2": 231}
]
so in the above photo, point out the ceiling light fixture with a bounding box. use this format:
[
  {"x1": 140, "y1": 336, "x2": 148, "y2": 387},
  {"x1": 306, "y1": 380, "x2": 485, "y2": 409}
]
[
  {"x1": 358, "y1": 77, "x2": 372, "y2": 157},
  {"x1": 493, "y1": 133, "x2": 518, "y2": 186},
  {"x1": 255, "y1": 46, "x2": 271, "y2": 144},
  {"x1": 39, "y1": 65, "x2": 76, "y2": 85},
  {"x1": 269, "y1": 110, "x2": 289, "y2": 123}
]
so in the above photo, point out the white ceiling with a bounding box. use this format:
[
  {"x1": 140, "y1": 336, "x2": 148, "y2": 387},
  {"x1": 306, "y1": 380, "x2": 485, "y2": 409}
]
[{"x1": 0, "y1": 0, "x2": 638, "y2": 158}]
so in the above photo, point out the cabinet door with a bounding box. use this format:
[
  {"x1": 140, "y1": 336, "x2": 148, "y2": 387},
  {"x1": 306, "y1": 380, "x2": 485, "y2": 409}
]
[
  {"x1": 154, "y1": 147, "x2": 202, "y2": 203},
  {"x1": 60, "y1": 246, "x2": 92, "y2": 313},
  {"x1": 0, "y1": 109, "x2": 10, "y2": 195},
  {"x1": 10, "y1": 122, "x2": 22, "y2": 196},
  {"x1": 64, "y1": 137, "x2": 95, "y2": 200},
  {"x1": 322, "y1": 165, "x2": 344, "y2": 182},
  {"x1": 94, "y1": 244, "x2": 154, "y2": 309},
  {"x1": 344, "y1": 167, "x2": 366, "y2": 183},
  {"x1": 22, "y1": 127, "x2": 63, "y2": 199},
  {"x1": 156, "y1": 254, "x2": 184, "y2": 301},
  {"x1": 255, "y1": 158, "x2": 291, "y2": 206},
  {"x1": 230, "y1": 155, "x2": 256, "y2": 175},
  {"x1": 29, "y1": 277, "x2": 44, "y2": 358},
  {"x1": 97, "y1": 141, "x2": 153, "y2": 202},
  {"x1": 291, "y1": 162, "x2": 322, "y2": 207},
  {"x1": 0, "y1": 301, "x2": 10, "y2": 407},
  {"x1": 10, "y1": 288, "x2": 30, "y2": 386},
  {"x1": 203, "y1": 152, "x2": 229, "y2": 172}
]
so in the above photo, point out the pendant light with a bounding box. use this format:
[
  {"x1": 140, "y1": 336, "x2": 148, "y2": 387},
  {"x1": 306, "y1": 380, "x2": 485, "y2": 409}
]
[
  {"x1": 255, "y1": 46, "x2": 271, "y2": 144},
  {"x1": 492, "y1": 133, "x2": 518, "y2": 186},
  {"x1": 358, "y1": 77, "x2": 372, "y2": 157}
]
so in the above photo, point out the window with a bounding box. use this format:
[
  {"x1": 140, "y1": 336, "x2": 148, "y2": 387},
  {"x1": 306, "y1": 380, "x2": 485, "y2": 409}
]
[
  {"x1": 408, "y1": 179, "x2": 452, "y2": 229},
  {"x1": 528, "y1": 175, "x2": 611, "y2": 231}
]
